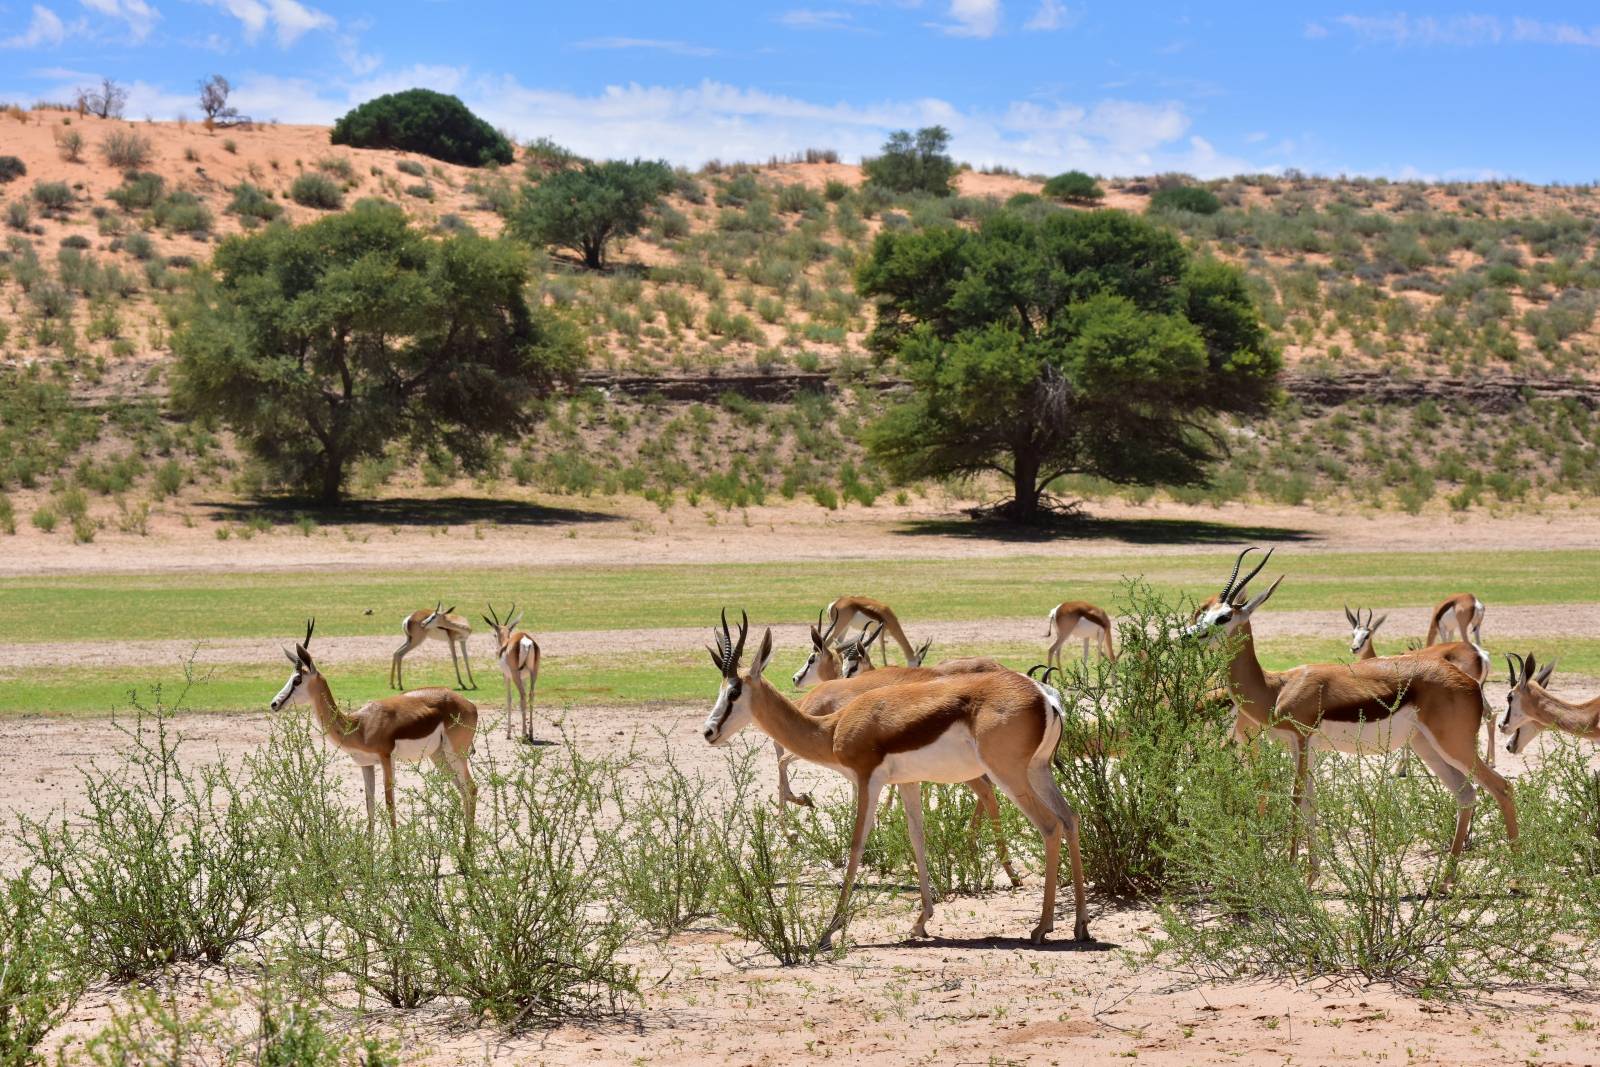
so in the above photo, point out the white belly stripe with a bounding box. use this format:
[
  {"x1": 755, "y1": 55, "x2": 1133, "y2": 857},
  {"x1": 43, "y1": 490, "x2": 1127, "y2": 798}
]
[{"x1": 882, "y1": 724, "x2": 984, "y2": 785}]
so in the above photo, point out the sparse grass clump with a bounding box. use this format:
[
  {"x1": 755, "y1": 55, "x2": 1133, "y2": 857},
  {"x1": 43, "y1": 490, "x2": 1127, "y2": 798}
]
[{"x1": 100, "y1": 129, "x2": 153, "y2": 169}]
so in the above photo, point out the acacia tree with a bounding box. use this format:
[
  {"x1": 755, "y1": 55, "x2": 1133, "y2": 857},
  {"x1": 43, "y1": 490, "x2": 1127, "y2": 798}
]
[
  {"x1": 858, "y1": 209, "x2": 1279, "y2": 521},
  {"x1": 510, "y1": 159, "x2": 674, "y2": 270},
  {"x1": 862, "y1": 126, "x2": 956, "y2": 197},
  {"x1": 174, "y1": 200, "x2": 582, "y2": 503},
  {"x1": 198, "y1": 75, "x2": 241, "y2": 126},
  {"x1": 76, "y1": 77, "x2": 126, "y2": 119}
]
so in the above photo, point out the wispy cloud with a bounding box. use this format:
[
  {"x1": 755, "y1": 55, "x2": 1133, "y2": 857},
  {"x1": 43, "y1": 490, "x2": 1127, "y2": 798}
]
[
  {"x1": 80, "y1": 0, "x2": 159, "y2": 42},
  {"x1": 2, "y1": 4, "x2": 69, "y2": 48},
  {"x1": 934, "y1": 0, "x2": 1001, "y2": 38},
  {"x1": 1024, "y1": 1, "x2": 1078, "y2": 32},
  {"x1": 776, "y1": 9, "x2": 857, "y2": 30},
  {"x1": 200, "y1": 0, "x2": 334, "y2": 48},
  {"x1": 573, "y1": 36, "x2": 717, "y2": 56},
  {"x1": 1320, "y1": 12, "x2": 1600, "y2": 48}
]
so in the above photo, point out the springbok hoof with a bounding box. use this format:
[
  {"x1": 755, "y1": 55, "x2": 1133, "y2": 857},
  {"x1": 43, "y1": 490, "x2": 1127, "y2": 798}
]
[
  {"x1": 909, "y1": 922, "x2": 930, "y2": 940},
  {"x1": 1073, "y1": 921, "x2": 1091, "y2": 943},
  {"x1": 1029, "y1": 923, "x2": 1051, "y2": 945},
  {"x1": 1003, "y1": 865, "x2": 1024, "y2": 888}
]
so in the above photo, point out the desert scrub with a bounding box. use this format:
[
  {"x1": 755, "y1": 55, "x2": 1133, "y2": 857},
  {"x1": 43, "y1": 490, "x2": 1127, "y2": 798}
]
[
  {"x1": 0, "y1": 869, "x2": 86, "y2": 1066},
  {"x1": 226, "y1": 181, "x2": 282, "y2": 224},
  {"x1": 99, "y1": 129, "x2": 153, "y2": 168},
  {"x1": 289, "y1": 173, "x2": 344, "y2": 210}
]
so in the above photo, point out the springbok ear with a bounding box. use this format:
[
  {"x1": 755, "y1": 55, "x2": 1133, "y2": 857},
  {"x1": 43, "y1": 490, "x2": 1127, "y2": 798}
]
[
  {"x1": 750, "y1": 629, "x2": 775, "y2": 677},
  {"x1": 283, "y1": 647, "x2": 299, "y2": 667},
  {"x1": 1241, "y1": 575, "x2": 1283, "y2": 615},
  {"x1": 482, "y1": 615, "x2": 495, "y2": 630},
  {"x1": 1343, "y1": 603, "x2": 1356, "y2": 626},
  {"x1": 1371, "y1": 613, "x2": 1387, "y2": 632},
  {"x1": 810, "y1": 626, "x2": 827, "y2": 651},
  {"x1": 508, "y1": 612, "x2": 524, "y2": 630},
  {"x1": 295, "y1": 644, "x2": 314, "y2": 670},
  {"x1": 1229, "y1": 583, "x2": 1251, "y2": 608},
  {"x1": 1534, "y1": 660, "x2": 1556, "y2": 687},
  {"x1": 1523, "y1": 652, "x2": 1538, "y2": 682},
  {"x1": 707, "y1": 644, "x2": 724, "y2": 673}
]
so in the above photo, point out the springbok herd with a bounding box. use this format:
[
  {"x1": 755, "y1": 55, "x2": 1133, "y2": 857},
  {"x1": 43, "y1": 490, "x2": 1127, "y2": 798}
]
[{"x1": 268, "y1": 547, "x2": 1600, "y2": 947}]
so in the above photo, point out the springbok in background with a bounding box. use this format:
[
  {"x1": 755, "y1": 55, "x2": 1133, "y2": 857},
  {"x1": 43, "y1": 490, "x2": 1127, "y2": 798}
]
[
  {"x1": 271, "y1": 619, "x2": 478, "y2": 844},
  {"x1": 483, "y1": 603, "x2": 541, "y2": 742},
  {"x1": 1426, "y1": 592, "x2": 1485, "y2": 647},
  {"x1": 1502, "y1": 654, "x2": 1591, "y2": 755},
  {"x1": 823, "y1": 596, "x2": 924, "y2": 667},
  {"x1": 1044, "y1": 601, "x2": 1117, "y2": 668},
  {"x1": 704, "y1": 610, "x2": 1089, "y2": 946},
  {"x1": 391, "y1": 601, "x2": 477, "y2": 691},
  {"x1": 1190, "y1": 548, "x2": 1517, "y2": 886}
]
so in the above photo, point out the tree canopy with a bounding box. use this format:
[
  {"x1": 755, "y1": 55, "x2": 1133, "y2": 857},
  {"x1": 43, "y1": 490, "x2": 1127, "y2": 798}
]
[
  {"x1": 173, "y1": 200, "x2": 582, "y2": 503},
  {"x1": 1042, "y1": 170, "x2": 1104, "y2": 204},
  {"x1": 330, "y1": 89, "x2": 513, "y2": 167},
  {"x1": 857, "y1": 209, "x2": 1279, "y2": 521},
  {"x1": 509, "y1": 159, "x2": 674, "y2": 270},
  {"x1": 862, "y1": 126, "x2": 957, "y2": 197}
]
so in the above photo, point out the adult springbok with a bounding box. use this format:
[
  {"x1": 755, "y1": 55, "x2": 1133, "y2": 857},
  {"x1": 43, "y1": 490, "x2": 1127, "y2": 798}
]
[
  {"x1": 1189, "y1": 549, "x2": 1517, "y2": 884},
  {"x1": 824, "y1": 596, "x2": 925, "y2": 667},
  {"x1": 704, "y1": 611, "x2": 1089, "y2": 946},
  {"x1": 391, "y1": 601, "x2": 477, "y2": 691},
  {"x1": 1044, "y1": 601, "x2": 1117, "y2": 668},
  {"x1": 271, "y1": 619, "x2": 478, "y2": 843},
  {"x1": 1426, "y1": 592, "x2": 1485, "y2": 647},
  {"x1": 1344, "y1": 603, "x2": 1497, "y2": 766},
  {"x1": 1502, "y1": 654, "x2": 1591, "y2": 754},
  {"x1": 483, "y1": 603, "x2": 541, "y2": 743}
]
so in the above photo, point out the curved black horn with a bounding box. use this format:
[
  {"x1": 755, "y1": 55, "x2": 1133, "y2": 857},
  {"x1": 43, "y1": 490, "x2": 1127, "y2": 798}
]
[
  {"x1": 731, "y1": 610, "x2": 749, "y2": 670},
  {"x1": 1027, "y1": 664, "x2": 1047, "y2": 679},
  {"x1": 1504, "y1": 652, "x2": 1523, "y2": 685},
  {"x1": 1221, "y1": 547, "x2": 1253, "y2": 602},
  {"x1": 1233, "y1": 547, "x2": 1274, "y2": 603},
  {"x1": 717, "y1": 608, "x2": 734, "y2": 669},
  {"x1": 303, "y1": 618, "x2": 315, "y2": 647}
]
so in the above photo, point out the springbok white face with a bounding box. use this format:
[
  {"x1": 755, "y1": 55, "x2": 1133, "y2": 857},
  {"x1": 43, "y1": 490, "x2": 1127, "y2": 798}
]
[
  {"x1": 1501, "y1": 653, "x2": 1554, "y2": 754},
  {"x1": 270, "y1": 622, "x2": 319, "y2": 711},
  {"x1": 703, "y1": 611, "x2": 773, "y2": 746},
  {"x1": 839, "y1": 623, "x2": 885, "y2": 679},
  {"x1": 792, "y1": 626, "x2": 837, "y2": 688},
  {"x1": 1184, "y1": 547, "x2": 1282, "y2": 643},
  {"x1": 908, "y1": 638, "x2": 933, "y2": 669},
  {"x1": 1343, "y1": 606, "x2": 1386, "y2": 656}
]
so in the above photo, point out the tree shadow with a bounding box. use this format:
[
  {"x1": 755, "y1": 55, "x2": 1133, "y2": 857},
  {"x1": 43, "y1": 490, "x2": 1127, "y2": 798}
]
[
  {"x1": 854, "y1": 932, "x2": 1118, "y2": 953},
  {"x1": 894, "y1": 513, "x2": 1318, "y2": 547},
  {"x1": 199, "y1": 495, "x2": 620, "y2": 529}
]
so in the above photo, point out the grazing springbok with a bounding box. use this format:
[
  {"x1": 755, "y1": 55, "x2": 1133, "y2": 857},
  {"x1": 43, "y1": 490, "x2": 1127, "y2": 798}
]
[
  {"x1": 1344, "y1": 603, "x2": 1497, "y2": 767},
  {"x1": 483, "y1": 603, "x2": 541, "y2": 743},
  {"x1": 1502, "y1": 654, "x2": 1590, "y2": 754},
  {"x1": 1425, "y1": 592, "x2": 1485, "y2": 647},
  {"x1": 1044, "y1": 601, "x2": 1117, "y2": 668},
  {"x1": 271, "y1": 619, "x2": 478, "y2": 844},
  {"x1": 704, "y1": 611, "x2": 1089, "y2": 946},
  {"x1": 1189, "y1": 549, "x2": 1517, "y2": 885},
  {"x1": 823, "y1": 596, "x2": 924, "y2": 668},
  {"x1": 391, "y1": 601, "x2": 477, "y2": 691}
]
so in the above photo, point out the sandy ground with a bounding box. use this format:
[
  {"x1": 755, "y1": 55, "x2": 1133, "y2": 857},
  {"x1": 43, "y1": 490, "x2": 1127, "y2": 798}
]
[{"x1": 5, "y1": 700, "x2": 1599, "y2": 1066}]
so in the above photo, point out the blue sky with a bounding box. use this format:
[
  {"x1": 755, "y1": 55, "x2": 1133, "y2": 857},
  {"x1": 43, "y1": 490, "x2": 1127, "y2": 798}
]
[{"x1": 2, "y1": 2, "x2": 1597, "y2": 180}]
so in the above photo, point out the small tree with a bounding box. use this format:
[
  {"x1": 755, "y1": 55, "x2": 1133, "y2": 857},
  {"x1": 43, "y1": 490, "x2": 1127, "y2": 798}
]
[
  {"x1": 197, "y1": 75, "x2": 242, "y2": 127},
  {"x1": 858, "y1": 209, "x2": 1279, "y2": 521},
  {"x1": 509, "y1": 159, "x2": 674, "y2": 270},
  {"x1": 174, "y1": 201, "x2": 582, "y2": 503},
  {"x1": 1042, "y1": 170, "x2": 1104, "y2": 205},
  {"x1": 862, "y1": 126, "x2": 957, "y2": 197},
  {"x1": 76, "y1": 78, "x2": 127, "y2": 120},
  {"x1": 331, "y1": 89, "x2": 513, "y2": 166}
]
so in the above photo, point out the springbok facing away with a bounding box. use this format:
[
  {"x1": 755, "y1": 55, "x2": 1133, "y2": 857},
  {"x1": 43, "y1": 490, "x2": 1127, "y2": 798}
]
[
  {"x1": 1502, "y1": 654, "x2": 1590, "y2": 754},
  {"x1": 1190, "y1": 548, "x2": 1517, "y2": 886},
  {"x1": 271, "y1": 619, "x2": 478, "y2": 844},
  {"x1": 1044, "y1": 601, "x2": 1117, "y2": 668},
  {"x1": 704, "y1": 611, "x2": 1089, "y2": 947},
  {"x1": 1344, "y1": 603, "x2": 1498, "y2": 767},
  {"x1": 391, "y1": 601, "x2": 477, "y2": 691},
  {"x1": 824, "y1": 596, "x2": 924, "y2": 668},
  {"x1": 1426, "y1": 593, "x2": 1485, "y2": 647},
  {"x1": 483, "y1": 603, "x2": 541, "y2": 743}
]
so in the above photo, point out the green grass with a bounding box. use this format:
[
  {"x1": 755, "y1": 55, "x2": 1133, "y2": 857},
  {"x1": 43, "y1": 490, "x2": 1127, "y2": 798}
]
[
  {"x1": 9, "y1": 633, "x2": 1600, "y2": 717},
  {"x1": 2, "y1": 549, "x2": 1595, "y2": 645}
]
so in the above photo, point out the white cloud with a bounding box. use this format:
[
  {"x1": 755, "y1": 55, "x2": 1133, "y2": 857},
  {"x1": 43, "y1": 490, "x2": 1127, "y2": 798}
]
[
  {"x1": 2, "y1": 4, "x2": 67, "y2": 48},
  {"x1": 573, "y1": 36, "x2": 718, "y2": 57},
  {"x1": 1302, "y1": 20, "x2": 1328, "y2": 39},
  {"x1": 776, "y1": 9, "x2": 857, "y2": 30},
  {"x1": 1024, "y1": 1, "x2": 1078, "y2": 32},
  {"x1": 80, "y1": 0, "x2": 158, "y2": 42},
  {"x1": 936, "y1": 0, "x2": 1001, "y2": 38},
  {"x1": 201, "y1": 0, "x2": 333, "y2": 47},
  {"x1": 1323, "y1": 13, "x2": 1600, "y2": 48},
  {"x1": 1510, "y1": 17, "x2": 1600, "y2": 47}
]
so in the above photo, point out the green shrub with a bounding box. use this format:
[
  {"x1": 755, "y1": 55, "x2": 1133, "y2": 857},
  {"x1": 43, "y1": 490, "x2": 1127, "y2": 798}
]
[
  {"x1": 4, "y1": 199, "x2": 30, "y2": 230},
  {"x1": 30, "y1": 181, "x2": 72, "y2": 212},
  {"x1": 150, "y1": 190, "x2": 213, "y2": 234},
  {"x1": 289, "y1": 173, "x2": 344, "y2": 210},
  {"x1": 403, "y1": 181, "x2": 434, "y2": 200},
  {"x1": 0, "y1": 156, "x2": 25, "y2": 183},
  {"x1": 1148, "y1": 184, "x2": 1222, "y2": 215},
  {"x1": 1043, "y1": 169, "x2": 1104, "y2": 203},
  {"x1": 226, "y1": 182, "x2": 282, "y2": 223},
  {"x1": 862, "y1": 126, "x2": 955, "y2": 196},
  {"x1": 396, "y1": 158, "x2": 426, "y2": 177},
  {"x1": 100, "y1": 129, "x2": 152, "y2": 168},
  {"x1": 330, "y1": 88, "x2": 513, "y2": 166},
  {"x1": 0, "y1": 870, "x2": 86, "y2": 1066},
  {"x1": 106, "y1": 171, "x2": 164, "y2": 212},
  {"x1": 0, "y1": 494, "x2": 13, "y2": 534},
  {"x1": 59, "y1": 233, "x2": 90, "y2": 250}
]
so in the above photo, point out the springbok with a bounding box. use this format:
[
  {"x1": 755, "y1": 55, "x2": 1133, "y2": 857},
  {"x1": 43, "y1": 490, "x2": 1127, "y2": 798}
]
[
  {"x1": 1426, "y1": 593, "x2": 1485, "y2": 647},
  {"x1": 271, "y1": 619, "x2": 478, "y2": 844},
  {"x1": 1502, "y1": 654, "x2": 1590, "y2": 754},
  {"x1": 1044, "y1": 601, "x2": 1117, "y2": 668},
  {"x1": 1189, "y1": 549, "x2": 1517, "y2": 885},
  {"x1": 704, "y1": 611, "x2": 1089, "y2": 946},
  {"x1": 483, "y1": 603, "x2": 541, "y2": 743},
  {"x1": 824, "y1": 596, "x2": 924, "y2": 668},
  {"x1": 391, "y1": 601, "x2": 477, "y2": 691}
]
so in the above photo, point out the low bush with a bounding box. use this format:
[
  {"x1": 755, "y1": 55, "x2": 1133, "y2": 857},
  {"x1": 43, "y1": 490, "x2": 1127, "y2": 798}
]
[
  {"x1": 1148, "y1": 184, "x2": 1222, "y2": 215},
  {"x1": 289, "y1": 173, "x2": 343, "y2": 210},
  {"x1": 106, "y1": 171, "x2": 164, "y2": 213},
  {"x1": 0, "y1": 869, "x2": 86, "y2": 1066},
  {"x1": 100, "y1": 129, "x2": 153, "y2": 168},
  {"x1": 31, "y1": 181, "x2": 72, "y2": 212},
  {"x1": 331, "y1": 88, "x2": 513, "y2": 166},
  {"x1": 226, "y1": 182, "x2": 282, "y2": 223},
  {"x1": 0, "y1": 155, "x2": 26, "y2": 182},
  {"x1": 1043, "y1": 169, "x2": 1104, "y2": 203}
]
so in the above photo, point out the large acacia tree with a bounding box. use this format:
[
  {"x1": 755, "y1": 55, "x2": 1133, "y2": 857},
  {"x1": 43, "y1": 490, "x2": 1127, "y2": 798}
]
[
  {"x1": 174, "y1": 200, "x2": 582, "y2": 503},
  {"x1": 858, "y1": 209, "x2": 1279, "y2": 521}
]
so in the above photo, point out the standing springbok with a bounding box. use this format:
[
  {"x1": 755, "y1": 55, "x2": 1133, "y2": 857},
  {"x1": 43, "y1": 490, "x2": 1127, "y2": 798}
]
[
  {"x1": 391, "y1": 601, "x2": 477, "y2": 691},
  {"x1": 1044, "y1": 601, "x2": 1117, "y2": 668},
  {"x1": 1425, "y1": 593, "x2": 1485, "y2": 647},
  {"x1": 271, "y1": 619, "x2": 478, "y2": 843},
  {"x1": 704, "y1": 611, "x2": 1089, "y2": 946},
  {"x1": 1344, "y1": 603, "x2": 1497, "y2": 766},
  {"x1": 1501, "y1": 654, "x2": 1589, "y2": 754},
  {"x1": 824, "y1": 596, "x2": 924, "y2": 668},
  {"x1": 1190, "y1": 549, "x2": 1517, "y2": 885},
  {"x1": 483, "y1": 603, "x2": 541, "y2": 743}
]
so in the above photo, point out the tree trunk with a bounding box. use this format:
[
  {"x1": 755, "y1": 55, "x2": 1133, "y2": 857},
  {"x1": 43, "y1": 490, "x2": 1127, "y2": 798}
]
[
  {"x1": 319, "y1": 449, "x2": 344, "y2": 505},
  {"x1": 1010, "y1": 447, "x2": 1041, "y2": 523}
]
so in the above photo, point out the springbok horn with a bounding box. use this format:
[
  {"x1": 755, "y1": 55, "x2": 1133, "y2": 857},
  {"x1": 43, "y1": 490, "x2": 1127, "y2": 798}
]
[
  {"x1": 1220, "y1": 547, "x2": 1252, "y2": 602},
  {"x1": 717, "y1": 608, "x2": 734, "y2": 669},
  {"x1": 731, "y1": 610, "x2": 749, "y2": 669},
  {"x1": 1233, "y1": 547, "x2": 1274, "y2": 604},
  {"x1": 303, "y1": 618, "x2": 315, "y2": 647}
]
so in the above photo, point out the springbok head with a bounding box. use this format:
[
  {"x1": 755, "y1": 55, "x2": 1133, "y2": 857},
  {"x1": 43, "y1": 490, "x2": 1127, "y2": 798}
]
[
  {"x1": 792, "y1": 609, "x2": 840, "y2": 689},
  {"x1": 271, "y1": 618, "x2": 318, "y2": 711},
  {"x1": 1501, "y1": 652, "x2": 1557, "y2": 755},
  {"x1": 839, "y1": 621, "x2": 886, "y2": 679},
  {"x1": 1343, "y1": 604, "x2": 1387, "y2": 656},
  {"x1": 481, "y1": 602, "x2": 525, "y2": 654},
  {"x1": 1185, "y1": 547, "x2": 1283, "y2": 641},
  {"x1": 703, "y1": 610, "x2": 775, "y2": 746}
]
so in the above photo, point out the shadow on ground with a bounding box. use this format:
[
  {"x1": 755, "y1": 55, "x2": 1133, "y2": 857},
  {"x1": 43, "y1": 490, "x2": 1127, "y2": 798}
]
[
  {"x1": 894, "y1": 514, "x2": 1317, "y2": 547},
  {"x1": 201, "y1": 496, "x2": 619, "y2": 529}
]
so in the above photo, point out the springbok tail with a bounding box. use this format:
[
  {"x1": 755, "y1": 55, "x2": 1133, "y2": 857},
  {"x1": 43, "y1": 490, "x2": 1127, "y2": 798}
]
[{"x1": 1044, "y1": 604, "x2": 1058, "y2": 638}]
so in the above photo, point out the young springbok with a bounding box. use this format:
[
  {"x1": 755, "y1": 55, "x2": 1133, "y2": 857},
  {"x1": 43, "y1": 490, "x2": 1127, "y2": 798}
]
[
  {"x1": 704, "y1": 611, "x2": 1089, "y2": 946},
  {"x1": 390, "y1": 601, "x2": 477, "y2": 691},
  {"x1": 482, "y1": 603, "x2": 541, "y2": 742},
  {"x1": 1501, "y1": 654, "x2": 1590, "y2": 754},
  {"x1": 271, "y1": 619, "x2": 478, "y2": 844}
]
